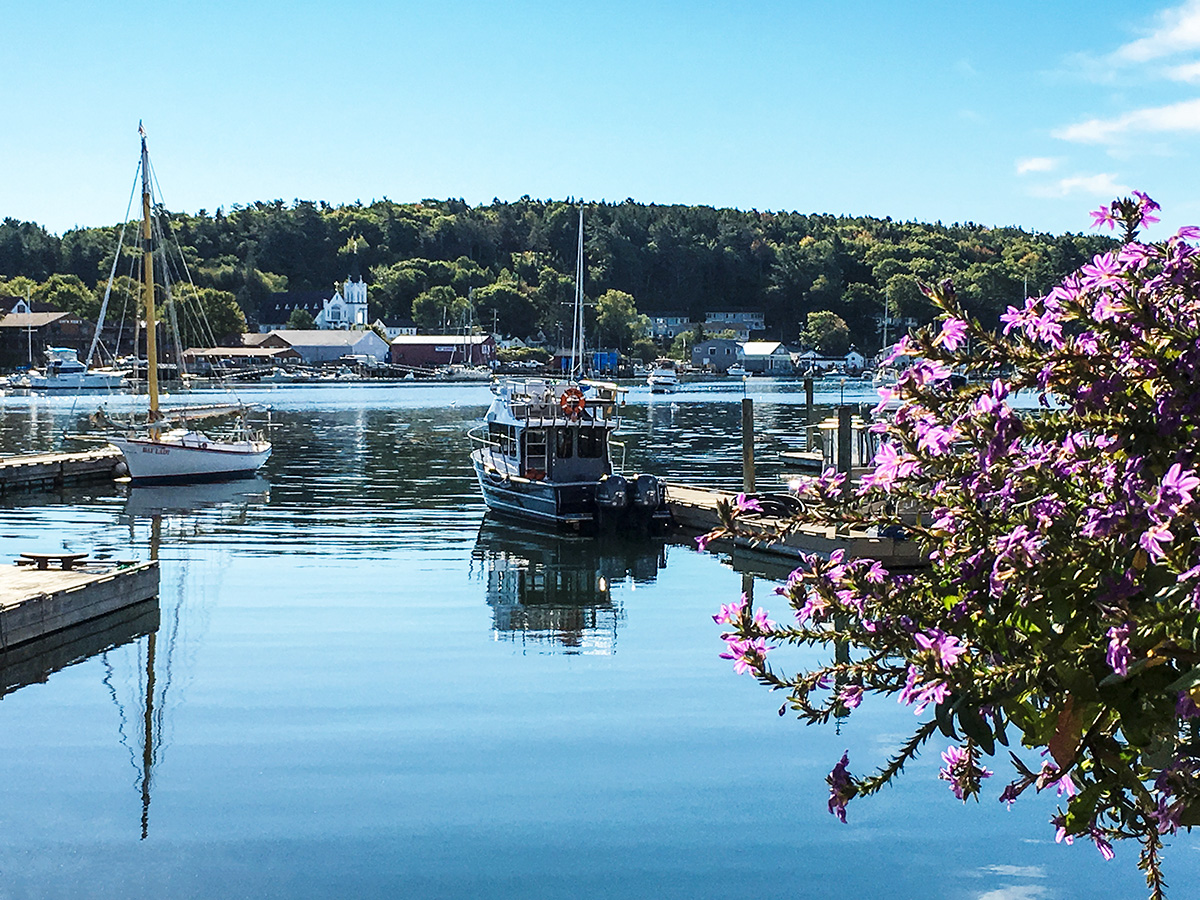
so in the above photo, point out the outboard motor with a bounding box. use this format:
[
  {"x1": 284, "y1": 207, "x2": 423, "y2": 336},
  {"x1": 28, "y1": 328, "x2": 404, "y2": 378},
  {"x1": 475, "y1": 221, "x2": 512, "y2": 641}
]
[
  {"x1": 595, "y1": 474, "x2": 630, "y2": 532},
  {"x1": 596, "y1": 474, "x2": 630, "y2": 510},
  {"x1": 632, "y1": 474, "x2": 663, "y2": 510}
]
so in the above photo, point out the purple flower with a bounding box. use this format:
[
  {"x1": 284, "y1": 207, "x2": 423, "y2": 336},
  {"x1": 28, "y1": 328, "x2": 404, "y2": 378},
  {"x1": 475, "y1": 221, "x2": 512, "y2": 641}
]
[
  {"x1": 837, "y1": 685, "x2": 863, "y2": 709},
  {"x1": 938, "y1": 744, "x2": 992, "y2": 801},
  {"x1": 1106, "y1": 622, "x2": 1131, "y2": 677},
  {"x1": 914, "y1": 629, "x2": 966, "y2": 669},
  {"x1": 1140, "y1": 523, "x2": 1174, "y2": 561},
  {"x1": 712, "y1": 594, "x2": 747, "y2": 625},
  {"x1": 734, "y1": 492, "x2": 763, "y2": 513},
  {"x1": 1151, "y1": 462, "x2": 1200, "y2": 520},
  {"x1": 1176, "y1": 691, "x2": 1200, "y2": 719},
  {"x1": 695, "y1": 532, "x2": 714, "y2": 552},
  {"x1": 935, "y1": 317, "x2": 969, "y2": 351},
  {"x1": 719, "y1": 636, "x2": 771, "y2": 675},
  {"x1": 1090, "y1": 205, "x2": 1117, "y2": 230},
  {"x1": 751, "y1": 607, "x2": 776, "y2": 630},
  {"x1": 827, "y1": 751, "x2": 854, "y2": 822}
]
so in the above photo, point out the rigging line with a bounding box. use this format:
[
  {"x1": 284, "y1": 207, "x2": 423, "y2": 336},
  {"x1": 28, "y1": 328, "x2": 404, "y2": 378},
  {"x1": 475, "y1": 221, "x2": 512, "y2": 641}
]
[{"x1": 86, "y1": 163, "x2": 141, "y2": 368}]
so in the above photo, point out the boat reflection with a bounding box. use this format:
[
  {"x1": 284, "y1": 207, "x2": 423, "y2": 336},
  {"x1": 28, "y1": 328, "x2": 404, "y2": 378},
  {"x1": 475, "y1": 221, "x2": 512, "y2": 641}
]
[
  {"x1": 123, "y1": 476, "x2": 270, "y2": 518},
  {"x1": 472, "y1": 517, "x2": 668, "y2": 654}
]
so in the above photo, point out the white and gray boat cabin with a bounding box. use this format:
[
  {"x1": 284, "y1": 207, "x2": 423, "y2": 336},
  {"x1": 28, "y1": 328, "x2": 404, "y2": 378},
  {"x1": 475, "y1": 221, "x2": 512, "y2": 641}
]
[{"x1": 469, "y1": 377, "x2": 671, "y2": 533}]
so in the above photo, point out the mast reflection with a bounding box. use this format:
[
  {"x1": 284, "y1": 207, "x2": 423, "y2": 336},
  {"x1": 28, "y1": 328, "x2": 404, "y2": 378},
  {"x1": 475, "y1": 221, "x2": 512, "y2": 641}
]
[{"x1": 472, "y1": 517, "x2": 667, "y2": 654}]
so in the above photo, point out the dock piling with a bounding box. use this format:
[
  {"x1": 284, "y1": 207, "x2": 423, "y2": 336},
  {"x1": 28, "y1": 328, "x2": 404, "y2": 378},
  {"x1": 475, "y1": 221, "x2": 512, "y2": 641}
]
[{"x1": 742, "y1": 397, "x2": 755, "y2": 493}]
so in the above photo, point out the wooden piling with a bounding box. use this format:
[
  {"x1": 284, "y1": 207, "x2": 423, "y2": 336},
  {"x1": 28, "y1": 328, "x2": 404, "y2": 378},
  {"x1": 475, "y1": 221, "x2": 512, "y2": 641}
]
[{"x1": 742, "y1": 397, "x2": 755, "y2": 493}]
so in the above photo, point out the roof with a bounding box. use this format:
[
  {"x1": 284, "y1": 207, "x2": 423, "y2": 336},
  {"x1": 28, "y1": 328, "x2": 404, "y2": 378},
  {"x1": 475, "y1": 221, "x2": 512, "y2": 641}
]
[
  {"x1": 389, "y1": 334, "x2": 494, "y2": 346},
  {"x1": 741, "y1": 341, "x2": 788, "y2": 355},
  {"x1": 266, "y1": 329, "x2": 383, "y2": 347},
  {"x1": 258, "y1": 291, "x2": 329, "y2": 325},
  {"x1": 183, "y1": 346, "x2": 299, "y2": 359},
  {"x1": 0, "y1": 312, "x2": 75, "y2": 329}
]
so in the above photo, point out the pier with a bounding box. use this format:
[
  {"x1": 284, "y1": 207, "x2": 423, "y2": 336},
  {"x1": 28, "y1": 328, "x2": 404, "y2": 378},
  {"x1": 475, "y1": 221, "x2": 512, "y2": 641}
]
[
  {"x1": 0, "y1": 559, "x2": 159, "y2": 650},
  {"x1": 0, "y1": 447, "x2": 126, "y2": 494},
  {"x1": 665, "y1": 483, "x2": 926, "y2": 569}
]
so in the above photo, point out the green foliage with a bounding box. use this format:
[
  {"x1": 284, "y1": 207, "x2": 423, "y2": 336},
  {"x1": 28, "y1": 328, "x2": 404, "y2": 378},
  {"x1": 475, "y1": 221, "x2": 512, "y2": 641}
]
[
  {"x1": 800, "y1": 310, "x2": 850, "y2": 355},
  {"x1": 412, "y1": 285, "x2": 469, "y2": 331},
  {"x1": 594, "y1": 289, "x2": 649, "y2": 351},
  {"x1": 287, "y1": 307, "x2": 315, "y2": 330},
  {"x1": 0, "y1": 199, "x2": 1114, "y2": 351},
  {"x1": 171, "y1": 284, "x2": 246, "y2": 345}
]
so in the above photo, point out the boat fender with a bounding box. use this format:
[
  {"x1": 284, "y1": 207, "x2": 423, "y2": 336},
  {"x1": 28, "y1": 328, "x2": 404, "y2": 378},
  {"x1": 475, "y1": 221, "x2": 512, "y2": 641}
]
[
  {"x1": 559, "y1": 388, "x2": 586, "y2": 419},
  {"x1": 200, "y1": 442, "x2": 208, "y2": 450}
]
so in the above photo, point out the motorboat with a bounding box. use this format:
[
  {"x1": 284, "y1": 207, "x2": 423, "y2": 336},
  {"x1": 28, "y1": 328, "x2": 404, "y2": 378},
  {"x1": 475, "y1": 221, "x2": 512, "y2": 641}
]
[
  {"x1": 468, "y1": 377, "x2": 671, "y2": 533},
  {"x1": 27, "y1": 348, "x2": 128, "y2": 391},
  {"x1": 647, "y1": 358, "x2": 679, "y2": 393},
  {"x1": 727, "y1": 363, "x2": 748, "y2": 377}
]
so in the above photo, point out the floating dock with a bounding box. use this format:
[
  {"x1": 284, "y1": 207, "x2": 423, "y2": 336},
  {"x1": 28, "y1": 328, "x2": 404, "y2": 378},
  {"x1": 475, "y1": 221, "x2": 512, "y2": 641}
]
[
  {"x1": 0, "y1": 447, "x2": 125, "y2": 494},
  {"x1": 665, "y1": 484, "x2": 926, "y2": 569},
  {"x1": 0, "y1": 559, "x2": 159, "y2": 650}
]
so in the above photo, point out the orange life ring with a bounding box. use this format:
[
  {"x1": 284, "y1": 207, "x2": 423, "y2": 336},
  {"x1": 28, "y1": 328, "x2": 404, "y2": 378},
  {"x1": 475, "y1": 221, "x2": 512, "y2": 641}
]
[{"x1": 559, "y1": 388, "x2": 586, "y2": 418}]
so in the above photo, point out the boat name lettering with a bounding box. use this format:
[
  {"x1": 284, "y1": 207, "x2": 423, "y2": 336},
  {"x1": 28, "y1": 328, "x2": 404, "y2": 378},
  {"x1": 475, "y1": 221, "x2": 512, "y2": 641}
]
[{"x1": 141, "y1": 446, "x2": 171, "y2": 455}]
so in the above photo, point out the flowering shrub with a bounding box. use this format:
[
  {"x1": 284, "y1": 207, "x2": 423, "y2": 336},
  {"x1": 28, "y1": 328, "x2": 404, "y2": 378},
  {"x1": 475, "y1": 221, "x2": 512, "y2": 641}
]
[{"x1": 710, "y1": 195, "x2": 1200, "y2": 899}]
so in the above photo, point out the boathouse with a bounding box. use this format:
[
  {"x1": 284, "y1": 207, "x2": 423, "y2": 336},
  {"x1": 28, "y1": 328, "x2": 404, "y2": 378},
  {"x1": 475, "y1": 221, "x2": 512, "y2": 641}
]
[
  {"x1": 738, "y1": 340, "x2": 794, "y2": 374},
  {"x1": 0, "y1": 298, "x2": 93, "y2": 369},
  {"x1": 389, "y1": 334, "x2": 496, "y2": 368}
]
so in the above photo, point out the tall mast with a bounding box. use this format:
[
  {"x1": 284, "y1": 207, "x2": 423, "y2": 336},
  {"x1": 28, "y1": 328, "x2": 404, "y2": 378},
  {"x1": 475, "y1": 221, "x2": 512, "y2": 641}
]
[
  {"x1": 140, "y1": 124, "x2": 159, "y2": 418},
  {"x1": 571, "y1": 207, "x2": 585, "y2": 379}
]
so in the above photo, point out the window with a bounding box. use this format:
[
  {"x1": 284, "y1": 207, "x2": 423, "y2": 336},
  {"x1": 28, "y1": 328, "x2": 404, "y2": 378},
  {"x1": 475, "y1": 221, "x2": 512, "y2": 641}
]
[
  {"x1": 577, "y1": 428, "x2": 604, "y2": 459},
  {"x1": 556, "y1": 428, "x2": 574, "y2": 459}
]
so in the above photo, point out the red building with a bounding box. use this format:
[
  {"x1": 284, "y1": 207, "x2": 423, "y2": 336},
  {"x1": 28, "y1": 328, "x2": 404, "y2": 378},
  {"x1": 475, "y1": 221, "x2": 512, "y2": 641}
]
[{"x1": 389, "y1": 334, "x2": 496, "y2": 368}]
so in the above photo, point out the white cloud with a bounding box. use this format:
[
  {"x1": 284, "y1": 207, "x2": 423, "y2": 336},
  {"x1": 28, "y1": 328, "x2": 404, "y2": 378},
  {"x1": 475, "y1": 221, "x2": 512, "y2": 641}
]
[
  {"x1": 979, "y1": 865, "x2": 1047, "y2": 879},
  {"x1": 1016, "y1": 157, "x2": 1060, "y2": 175},
  {"x1": 1165, "y1": 59, "x2": 1200, "y2": 81},
  {"x1": 1114, "y1": 0, "x2": 1200, "y2": 63},
  {"x1": 1030, "y1": 173, "x2": 1130, "y2": 198},
  {"x1": 1053, "y1": 96, "x2": 1200, "y2": 144},
  {"x1": 975, "y1": 888, "x2": 1049, "y2": 900}
]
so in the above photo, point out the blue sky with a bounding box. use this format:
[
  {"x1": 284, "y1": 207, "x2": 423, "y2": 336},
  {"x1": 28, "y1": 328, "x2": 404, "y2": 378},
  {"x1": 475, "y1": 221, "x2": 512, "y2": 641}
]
[{"x1": 6, "y1": 0, "x2": 1200, "y2": 237}]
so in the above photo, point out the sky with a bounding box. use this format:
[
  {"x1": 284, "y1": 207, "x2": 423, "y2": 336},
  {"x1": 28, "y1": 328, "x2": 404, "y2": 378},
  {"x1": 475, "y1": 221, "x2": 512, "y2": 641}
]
[{"x1": 6, "y1": 0, "x2": 1200, "y2": 237}]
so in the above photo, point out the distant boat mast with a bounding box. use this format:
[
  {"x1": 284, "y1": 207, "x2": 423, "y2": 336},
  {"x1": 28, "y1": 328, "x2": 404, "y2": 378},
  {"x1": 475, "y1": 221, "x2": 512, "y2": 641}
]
[{"x1": 570, "y1": 207, "x2": 585, "y2": 379}]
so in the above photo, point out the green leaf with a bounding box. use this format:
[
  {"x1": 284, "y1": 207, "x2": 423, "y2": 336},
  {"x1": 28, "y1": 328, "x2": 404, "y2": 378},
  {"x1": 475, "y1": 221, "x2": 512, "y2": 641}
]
[{"x1": 958, "y1": 705, "x2": 996, "y2": 756}]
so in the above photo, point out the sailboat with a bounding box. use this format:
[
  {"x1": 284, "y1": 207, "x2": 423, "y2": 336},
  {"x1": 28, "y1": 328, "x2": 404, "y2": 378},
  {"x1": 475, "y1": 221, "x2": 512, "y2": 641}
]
[{"x1": 107, "y1": 126, "x2": 272, "y2": 483}]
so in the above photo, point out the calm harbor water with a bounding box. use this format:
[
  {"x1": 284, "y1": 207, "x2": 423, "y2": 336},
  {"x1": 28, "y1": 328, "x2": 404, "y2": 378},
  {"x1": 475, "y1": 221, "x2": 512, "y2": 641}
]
[{"x1": 0, "y1": 378, "x2": 1191, "y2": 899}]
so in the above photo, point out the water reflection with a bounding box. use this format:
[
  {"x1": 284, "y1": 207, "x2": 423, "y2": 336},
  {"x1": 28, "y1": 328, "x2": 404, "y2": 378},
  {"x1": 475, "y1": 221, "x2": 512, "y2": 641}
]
[
  {"x1": 472, "y1": 517, "x2": 667, "y2": 654},
  {"x1": 124, "y1": 477, "x2": 271, "y2": 518}
]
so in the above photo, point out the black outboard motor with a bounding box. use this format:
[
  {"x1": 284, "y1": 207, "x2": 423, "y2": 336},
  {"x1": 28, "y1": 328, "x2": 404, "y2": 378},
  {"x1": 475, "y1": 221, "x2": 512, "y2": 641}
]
[
  {"x1": 632, "y1": 474, "x2": 663, "y2": 510},
  {"x1": 595, "y1": 474, "x2": 630, "y2": 532}
]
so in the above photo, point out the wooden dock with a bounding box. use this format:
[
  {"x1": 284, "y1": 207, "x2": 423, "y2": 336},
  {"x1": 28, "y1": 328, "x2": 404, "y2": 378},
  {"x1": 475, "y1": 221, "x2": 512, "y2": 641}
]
[
  {"x1": 665, "y1": 483, "x2": 926, "y2": 569},
  {"x1": 0, "y1": 559, "x2": 159, "y2": 650},
  {"x1": 0, "y1": 447, "x2": 126, "y2": 494}
]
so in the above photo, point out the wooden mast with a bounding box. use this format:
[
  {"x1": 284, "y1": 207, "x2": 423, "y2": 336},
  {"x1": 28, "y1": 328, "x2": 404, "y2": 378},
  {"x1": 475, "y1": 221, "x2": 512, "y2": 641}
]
[{"x1": 140, "y1": 125, "x2": 159, "y2": 420}]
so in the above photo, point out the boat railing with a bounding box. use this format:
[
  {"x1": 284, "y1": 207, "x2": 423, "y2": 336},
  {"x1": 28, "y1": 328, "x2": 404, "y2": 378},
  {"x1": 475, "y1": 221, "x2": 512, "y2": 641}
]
[{"x1": 610, "y1": 439, "x2": 627, "y2": 475}]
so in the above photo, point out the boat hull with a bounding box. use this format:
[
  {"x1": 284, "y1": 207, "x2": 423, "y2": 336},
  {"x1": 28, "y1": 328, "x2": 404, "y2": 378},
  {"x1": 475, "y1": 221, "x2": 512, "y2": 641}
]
[
  {"x1": 473, "y1": 457, "x2": 596, "y2": 527},
  {"x1": 28, "y1": 373, "x2": 128, "y2": 390},
  {"x1": 109, "y1": 437, "x2": 271, "y2": 484}
]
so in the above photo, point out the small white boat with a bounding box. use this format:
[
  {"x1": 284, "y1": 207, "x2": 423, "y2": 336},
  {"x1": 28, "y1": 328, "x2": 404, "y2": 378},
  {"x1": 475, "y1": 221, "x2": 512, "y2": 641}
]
[
  {"x1": 27, "y1": 348, "x2": 128, "y2": 391},
  {"x1": 647, "y1": 358, "x2": 679, "y2": 393},
  {"x1": 727, "y1": 363, "x2": 748, "y2": 377}
]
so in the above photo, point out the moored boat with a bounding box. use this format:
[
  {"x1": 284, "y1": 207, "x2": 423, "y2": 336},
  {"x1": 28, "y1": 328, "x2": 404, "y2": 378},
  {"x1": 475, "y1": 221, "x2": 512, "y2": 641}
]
[
  {"x1": 28, "y1": 347, "x2": 129, "y2": 391},
  {"x1": 469, "y1": 377, "x2": 671, "y2": 534},
  {"x1": 106, "y1": 125, "x2": 272, "y2": 484},
  {"x1": 647, "y1": 358, "x2": 679, "y2": 392}
]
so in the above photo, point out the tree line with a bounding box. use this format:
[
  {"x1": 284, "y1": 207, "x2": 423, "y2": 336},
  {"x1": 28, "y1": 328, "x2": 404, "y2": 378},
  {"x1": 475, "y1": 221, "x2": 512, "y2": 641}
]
[{"x1": 0, "y1": 198, "x2": 1114, "y2": 351}]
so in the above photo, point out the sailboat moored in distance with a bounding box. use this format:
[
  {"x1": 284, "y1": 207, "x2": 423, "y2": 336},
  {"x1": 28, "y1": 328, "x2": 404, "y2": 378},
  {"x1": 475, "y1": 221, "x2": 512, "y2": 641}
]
[{"x1": 105, "y1": 125, "x2": 272, "y2": 483}]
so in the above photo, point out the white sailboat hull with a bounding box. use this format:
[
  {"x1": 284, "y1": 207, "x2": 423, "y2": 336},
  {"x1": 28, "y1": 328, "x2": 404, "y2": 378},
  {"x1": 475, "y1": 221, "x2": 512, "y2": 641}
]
[{"x1": 109, "y1": 436, "x2": 271, "y2": 483}]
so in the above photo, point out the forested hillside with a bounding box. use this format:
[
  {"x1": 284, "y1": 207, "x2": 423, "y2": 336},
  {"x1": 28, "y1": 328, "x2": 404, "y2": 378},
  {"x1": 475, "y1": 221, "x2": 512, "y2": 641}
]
[{"x1": 0, "y1": 198, "x2": 1113, "y2": 350}]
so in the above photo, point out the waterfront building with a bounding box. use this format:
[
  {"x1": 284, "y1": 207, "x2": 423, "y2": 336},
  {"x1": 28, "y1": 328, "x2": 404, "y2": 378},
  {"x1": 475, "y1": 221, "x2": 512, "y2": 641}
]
[
  {"x1": 389, "y1": 334, "x2": 497, "y2": 368},
  {"x1": 738, "y1": 340, "x2": 794, "y2": 374},
  {"x1": 257, "y1": 329, "x2": 390, "y2": 364},
  {"x1": 691, "y1": 337, "x2": 741, "y2": 372}
]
